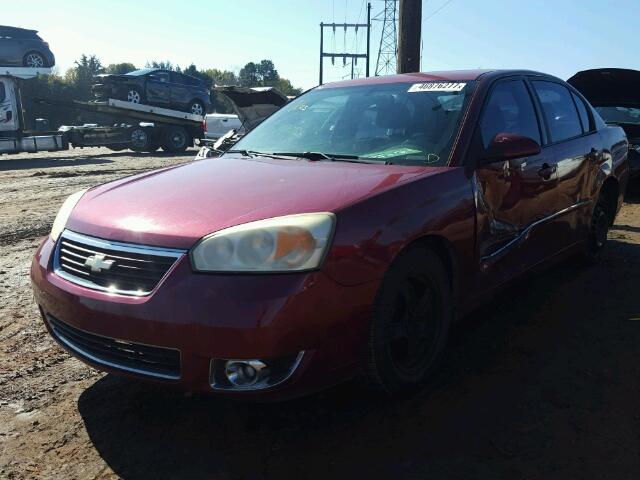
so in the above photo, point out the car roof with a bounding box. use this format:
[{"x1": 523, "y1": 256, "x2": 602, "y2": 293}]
[
  {"x1": 319, "y1": 69, "x2": 558, "y2": 88},
  {"x1": 0, "y1": 25, "x2": 38, "y2": 34}
]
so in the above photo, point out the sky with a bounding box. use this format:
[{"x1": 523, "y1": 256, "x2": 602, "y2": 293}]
[{"x1": 3, "y1": 0, "x2": 640, "y2": 90}]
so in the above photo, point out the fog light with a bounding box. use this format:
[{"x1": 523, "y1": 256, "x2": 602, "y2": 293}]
[
  {"x1": 225, "y1": 360, "x2": 267, "y2": 387},
  {"x1": 210, "y1": 352, "x2": 305, "y2": 391}
]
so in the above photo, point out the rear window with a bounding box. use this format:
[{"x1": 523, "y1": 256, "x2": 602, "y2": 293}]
[
  {"x1": 532, "y1": 81, "x2": 583, "y2": 143},
  {"x1": 0, "y1": 28, "x2": 39, "y2": 39},
  {"x1": 572, "y1": 92, "x2": 592, "y2": 133}
]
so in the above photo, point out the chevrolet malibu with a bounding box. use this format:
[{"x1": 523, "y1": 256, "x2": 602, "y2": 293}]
[{"x1": 31, "y1": 70, "x2": 629, "y2": 399}]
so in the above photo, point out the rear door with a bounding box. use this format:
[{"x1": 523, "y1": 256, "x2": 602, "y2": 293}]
[
  {"x1": 0, "y1": 78, "x2": 19, "y2": 132},
  {"x1": 528, "y1": 78, "x2": 601, "y2": 243},
  {"x1": 145, "y1": 71, "x2": 171, "y2": 106},
  {"x1": 474, "y1": 77, "x2": 563, "y2": 283}
]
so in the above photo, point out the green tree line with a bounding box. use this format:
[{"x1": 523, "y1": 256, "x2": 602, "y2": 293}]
[{"x1": 20, "y1": 54, "x2": 303, "y2": 129}]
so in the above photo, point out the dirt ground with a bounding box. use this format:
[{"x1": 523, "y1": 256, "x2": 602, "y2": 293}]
[{"x1": 0, "y1": 147, "x2": 639, "y2": 479}]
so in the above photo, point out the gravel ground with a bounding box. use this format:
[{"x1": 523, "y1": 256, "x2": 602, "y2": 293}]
[{"x1": 0, "y1": 147, "x2": 639, "y2": 479}]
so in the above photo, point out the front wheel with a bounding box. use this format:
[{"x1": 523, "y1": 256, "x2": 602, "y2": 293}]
[
  {"x1": 365, "y1": 247, "x2": 451, "y2": 396},
  {"x1": 125, "y1": 88, "x2": 143, "y2": 104}
]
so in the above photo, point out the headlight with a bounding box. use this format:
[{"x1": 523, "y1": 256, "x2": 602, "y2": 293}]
[
  {"x1": 50, "y1": 189, "x2": 88, "y2": 241},
  {"x1": 190, "y1": 213, "x2": 336, "y2": 272}
]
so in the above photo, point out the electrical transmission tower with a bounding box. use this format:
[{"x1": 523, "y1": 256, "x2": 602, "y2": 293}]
[{"x1": 375, "y1": 0, "x2": 398, "y2": 76}]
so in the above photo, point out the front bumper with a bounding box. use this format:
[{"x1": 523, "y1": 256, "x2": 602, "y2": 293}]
[{"x1": 31, "y1": 237, "x2": 376, "y2": 398}]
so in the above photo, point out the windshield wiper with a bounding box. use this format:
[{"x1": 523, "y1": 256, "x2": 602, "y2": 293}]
[{"x1": 272, "y1": 152, "x2": 389, "y2": 164}]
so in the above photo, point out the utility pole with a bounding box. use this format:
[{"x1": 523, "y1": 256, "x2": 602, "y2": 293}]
[
  {"x1": 397, "y1": 0, "x2": 421, "y2": 73},
  {"x1": 319, "y1": 3, "x2": 372, "y2": 85}
]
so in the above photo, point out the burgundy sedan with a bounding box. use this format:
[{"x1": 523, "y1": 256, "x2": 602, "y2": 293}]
[{"x1": 31, "y1": 70, "x2": 629, "y2": 399}]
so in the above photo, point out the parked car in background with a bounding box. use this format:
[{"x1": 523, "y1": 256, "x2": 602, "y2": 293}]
[
  {"x1": 32, "y1": 70, "x2": 628, "y2": 400},
  {"x1": 568, "y1": 68, "x2": 640, "y2": 180},
  {"x1": 92, "y1": 68, "x2": 210, "y2": 115},
  {"x1": 204, "y1": 113, "x2": 242, "y2": 141},
  {"x1": 0, "y1": 25, "x2": 55, "y2": 68}
]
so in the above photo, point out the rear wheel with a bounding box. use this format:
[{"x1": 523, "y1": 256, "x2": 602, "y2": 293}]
[
  {"x1": 161, "y1": 126, "x2": 190, "y2": 153},
  {"x1": 188, "y1": 100, "x2": 205, "y2": 116},
  {"x1": 583, "y1": 196, "x2": 612, "y2": 264},
  {"x1": 23, "y1": 52, "x2": 45, "y2": 68},
  {"x1": 365, "y1": 247, "x2": 451, "y2": 395},
  {"x1": 106, "y1": 144, "x2": 126, "y2": 152}
]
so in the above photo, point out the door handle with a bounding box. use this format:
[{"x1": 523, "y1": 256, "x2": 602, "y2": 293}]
[{"x1": 538, "y1": 162, "x2": 557, "y2": 180}]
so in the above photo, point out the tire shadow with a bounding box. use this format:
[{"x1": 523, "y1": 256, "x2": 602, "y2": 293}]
[{"x1": 77, "y1": 240, "x2": 640, "y2": 480}]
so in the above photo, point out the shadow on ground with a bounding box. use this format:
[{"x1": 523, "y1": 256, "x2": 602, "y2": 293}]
[
  {"x1": 0, "y1": 149, "x2": 195, "y2": 171},
  {"x1": 78, "y1": 241, "x2": 640, "y2": 479}
]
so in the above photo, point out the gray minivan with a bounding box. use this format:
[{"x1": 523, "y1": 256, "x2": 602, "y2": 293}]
[{"x1": 0, "y1": 25, "x2": 55, "y2": 68}]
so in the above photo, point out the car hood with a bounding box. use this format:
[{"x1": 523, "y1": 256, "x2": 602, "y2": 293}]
[
  {"x1": 66, "y1": 156, "x2": 440, "y2": 249},
  {"x1": 213, "y1": 86, "x2": 289, "y2": 131},
  {"x1": 567, "y1": 68, "x2": 640, "y2": 108}
]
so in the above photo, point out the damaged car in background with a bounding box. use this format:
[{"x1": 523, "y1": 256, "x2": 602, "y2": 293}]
[
  {"x1": 92, "y1": 68, "x2": 210, "y2": 115},
  {"x1": 32, "y1": 70, "x2": 628, "y2": 399},
  {"x1": 198, "y1": 86, "x2": 289, "y2": 157},
  {"x1": 569, "y1": 68, "x2": 640, "y2": 181},
  {"x1": 0, "y1": 25, "x2": 55, "y2": 68}
]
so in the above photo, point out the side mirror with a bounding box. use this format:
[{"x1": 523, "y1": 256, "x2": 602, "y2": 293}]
[{"x1": 482, "y1": 132, "x2": 541, "y2": 163}]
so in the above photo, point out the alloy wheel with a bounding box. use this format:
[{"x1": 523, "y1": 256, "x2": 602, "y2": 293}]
[
  {"x1": 127, "y1": 90, "x2": 141, "y2": 103},
  {"x1": 387, "y1": 274, "x2": 441, "y2": 376},
  {"x1": 25, "y1": 53, "x2": 44, "y2": 68},
  {"x1": 190, "y1": 103, "x2": 204, "y2": 115}
]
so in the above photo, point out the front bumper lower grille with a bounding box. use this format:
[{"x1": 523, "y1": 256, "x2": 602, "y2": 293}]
[
  {"x1": 54, "y1": 230, "x2": 185, "y2": 296},
  {"x1": 47, "y1": 313, "x2": 181, "y2": 380}
]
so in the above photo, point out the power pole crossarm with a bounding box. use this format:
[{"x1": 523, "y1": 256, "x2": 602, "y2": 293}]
[{"x1": 397, "y1": 0, "x2": 422, "y2": 74}]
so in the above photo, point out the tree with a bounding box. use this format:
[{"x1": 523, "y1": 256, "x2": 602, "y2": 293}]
[
  {"x1": 273, "y1": 78, "x2": 303, "y2": 96},
  {"x1": 257, "y1": 60, "x2": 279, "y2": 85},
  {"x1": 145, "y1": 60, "x2": 180, "y2": 72},
  {"x1": 238, "y1": 62, "x2": 260, "y2": 87},
  {"x1": 105, "y1": 62, "x2": 137, "y2": 75},
  {"x1": 70, "y1": 54, "x2": 104, "y2": 99},
  {"x1": 202, "y1": 68, "x2": 238, "y2": 86}
]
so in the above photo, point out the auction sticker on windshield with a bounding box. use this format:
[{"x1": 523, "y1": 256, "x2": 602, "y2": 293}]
[{"x1": 408, "y1": 82, "x2": 466, "y2": 93}]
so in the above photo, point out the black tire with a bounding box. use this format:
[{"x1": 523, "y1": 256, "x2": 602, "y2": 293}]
[
  {"x1": 582, "y1": 195, "x2": 612, "y2": 265},
  {"x1": 365, "y1": 247, "x2": 451, "y2": 395},
  {"x1": 188, "y1": 100, "x2": 205, "y2": 116},
  {"x1": 23, "y1": 51, "x2": 46, "y2": 68},
  {"x1": 107, "y1": 144, "x2": 126, "y2": 152},
  {"x1": 161, "y1": 126, "x2": 190, "y2": 153},
  {"x1": 129, "y1": 127, "x2": 151, "y2": 152},
  {"x1": 124, "y1": 88, "x2": 143, "y2": 104}
]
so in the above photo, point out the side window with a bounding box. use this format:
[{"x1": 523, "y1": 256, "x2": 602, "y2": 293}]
[
  {"x1": 0, "y1": 83, "x2": 5, "y2": 103},
  {"x1": 572, "y1": 92, "x2": 592, "y2": 133},
  {"x1": 149, "y1": 72, "x2": 169, "y2": 83},
  {"x1": 532, "y1": 81, "x2": 583, "y2": 142},
  {"x1": 480, "y1": 80, "x2": 541, "y2": 148}
]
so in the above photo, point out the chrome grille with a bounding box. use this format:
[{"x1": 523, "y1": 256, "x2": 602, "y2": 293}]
[
  {"x1": 54, "y1": 230, "x2": 185, "y2": 296},
  {"x1": 47, "y1": 313, "x2": 181, "y2": 379}
]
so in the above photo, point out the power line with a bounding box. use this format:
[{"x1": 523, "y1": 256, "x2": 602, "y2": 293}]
[
  {"x1": 424, "y1": 0, "x2": 455, "y2": 21},
  {"x1": 375, "y1": 0, "x2": 398, "y2": 76}
]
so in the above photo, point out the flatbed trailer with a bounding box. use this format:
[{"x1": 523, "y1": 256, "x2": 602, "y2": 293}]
[{"x1": 0, "y1": 67, "x2": 204, "y2": 154}]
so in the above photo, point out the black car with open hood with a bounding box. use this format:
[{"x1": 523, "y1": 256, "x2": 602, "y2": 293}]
[{"x1": 568, "y1": 68, "x2": 640, "y2": 179}]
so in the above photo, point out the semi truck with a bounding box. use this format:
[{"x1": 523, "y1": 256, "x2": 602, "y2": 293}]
[{"x1": 0, "y1": 67, "x2": 204, "y2": 154}]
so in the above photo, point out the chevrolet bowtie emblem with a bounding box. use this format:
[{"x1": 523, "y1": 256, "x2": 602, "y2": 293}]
[{"x1": 84, "y1": 254, "x2": 115, "y2": 272}]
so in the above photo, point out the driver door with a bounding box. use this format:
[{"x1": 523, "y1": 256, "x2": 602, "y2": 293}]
[
  {"x1": 474, "y1": 78, "x2": 560, "y2": 288},
  {"x1": 145, "y1": 71, "x2": 171, "y2": 107}
]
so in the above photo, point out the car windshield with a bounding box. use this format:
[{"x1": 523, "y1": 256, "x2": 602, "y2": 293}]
[
  {"x1": 596, "y1": 106, "x2": 640, "y2": 125},
  {"x1": 126, "y1": 68, "x2": 157, "y2": 76},
  {"x1": 231, "y1": 80, "x2": 476, "y2": 166}
]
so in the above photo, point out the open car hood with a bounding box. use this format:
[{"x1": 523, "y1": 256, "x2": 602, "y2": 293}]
[
  {"x1": 213, "y1": 86, "x2": 289, "y2": 131},
  {"x1": 567, "y1": 68, "x2": 640, "y2": 108}
]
